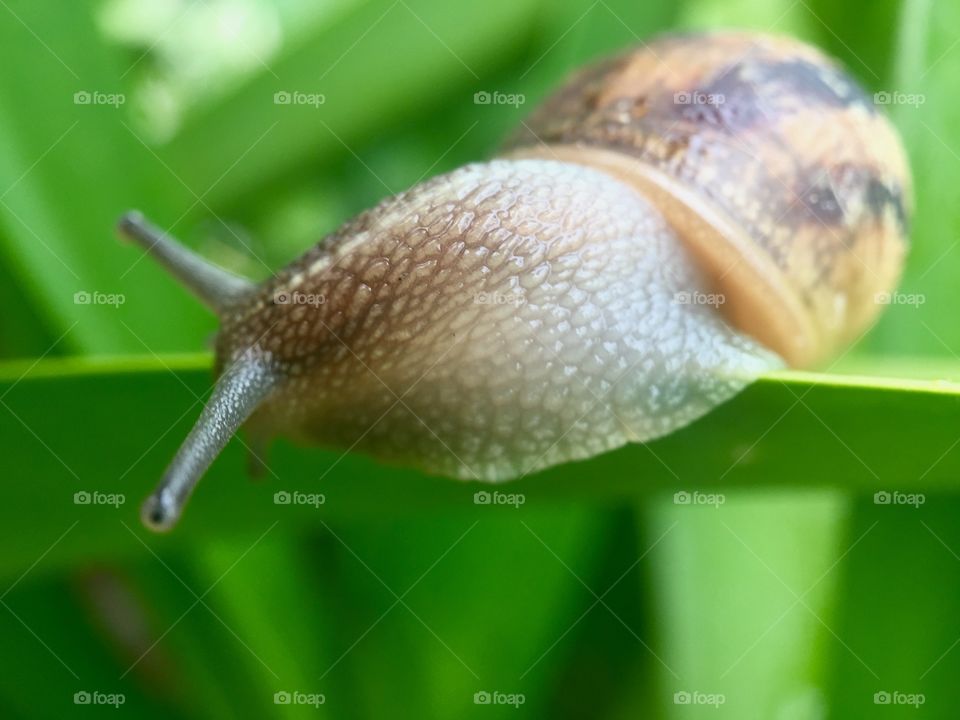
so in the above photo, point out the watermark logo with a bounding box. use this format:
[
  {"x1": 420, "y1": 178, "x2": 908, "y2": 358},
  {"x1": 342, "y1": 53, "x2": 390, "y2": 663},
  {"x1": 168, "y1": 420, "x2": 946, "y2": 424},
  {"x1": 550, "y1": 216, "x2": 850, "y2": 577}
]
[
  {"x1": 473, "y1": 490, "x2": 525, "y2": 509},
  {"x1": 473, "y1": 690, "x2": 525, "y2": 708},
  {"x1": 74, "y1": 291, "x2": 125, "y2": 308},
  {"x1": 674, "y1": 91, "x2": 725, "y2": 106},
  {"x1": 674, "y1": 291, "x2": 725, "y2": 307},
  {"x1": 74, "y1": 491, "x2": 125, "y2": 508},
  {"x1": 873, "y1": 490, "x2": 925, "y2": 508},
  {"x1": 273, "y1": 690, "x2": 325, "y2": 707},
  {"x1": 73, "y1": 691, "x2": 125, "y2": 708},
  {"x1": 273, "y1": 290, "x2": 325, "y2": 307},
  {"x1": 474, "y1": 291, "x2": 524, "y2": 307},
  {"x1": 673, "y1": 691, "x2": 726, "y2": 707},
  {"x1": 874, "y1": 91, "x2": 925, "y2": 108},
  {"x1": 673, "y1": 490, "x2": 725, "y2": 508},
  {"x1": 274, "y1": 490, "x2": 326, "y2": 508},
  {"x1": 274, "y1": 91, "x2": 326, "y2": 108},
  {"x1": 73, "y1": 90, "x2": 125, "y2": 108},
  {"x1": 874, "y1": 291, "x2": 925, "y2": 307},
  {"x1": 474, "y1": 91, "x2": 525, "y2": 108},
  {"x1": 874, "y1": 691, "x2": 925, "y2": 707}
]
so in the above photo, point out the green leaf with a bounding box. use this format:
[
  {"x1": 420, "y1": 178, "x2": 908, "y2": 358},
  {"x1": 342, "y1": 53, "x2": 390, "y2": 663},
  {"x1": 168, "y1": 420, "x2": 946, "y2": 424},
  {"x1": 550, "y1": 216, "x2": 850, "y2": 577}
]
[
  {"x1": 642, "y1": 492, "x2": 848, "y2": 719},
  {"x1": 826, "y1": 497, "x2": 960, "y2": 716},
  {"x1": 677, "y1": 0, "x2": 816, "y2": 35},
  {"x1": 160, "y1": 0, "x2": 543, "y2": 210},
  {"x1": 306, "y1": 510, "x2": 607, "y2": 717},
  {"x1": 1, "y1": 355, "x2": 958, "y2": 575},
  {"x1": 865, "y1": 0, "x2": 960, "y2": 357},
  {"x1": 187, "y1": 534, "x2": 338, "y2": 716},
  {"x1": 0, "y1": 1, "x2": 212, "y2": 355}
]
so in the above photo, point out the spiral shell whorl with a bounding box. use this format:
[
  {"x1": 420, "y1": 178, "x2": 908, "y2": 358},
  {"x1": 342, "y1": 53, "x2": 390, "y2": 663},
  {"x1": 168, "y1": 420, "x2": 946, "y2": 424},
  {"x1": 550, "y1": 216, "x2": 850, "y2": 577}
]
[{"x1": 505, "y1": 31, "x2": 911, "y2": 366}]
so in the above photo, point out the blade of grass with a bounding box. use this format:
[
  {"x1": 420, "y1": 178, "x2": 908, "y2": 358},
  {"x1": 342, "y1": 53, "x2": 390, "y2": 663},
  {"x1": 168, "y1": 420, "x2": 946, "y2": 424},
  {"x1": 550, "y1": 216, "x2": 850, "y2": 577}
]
[
  {"x1": 865, "y1": 0, "x2": 960, "y2": 357},
  {"x1": 0, "y1": 355, "x2": 958, "y2": 575},
  {"x1": 643, "y1": 491, "x2": 848, "y2": 718},
  {"x1": 160, "y1": 0, "x2": 542, "y2": 210},
  {"x1": 315, "y1": 510, "x2": 604, "y2": 717},
  {"x1": 190, "y1": 534, "x2": 337, "y2": 716},
  {"x1": 0, "y1": 571, "x2": 179, "y2": 719},
  {"x1": 0, "y1": 1, "x2": 212, "y2": 354},
  {"x1": 825, "y1": 496, "x2": 960, "y2": 715}
]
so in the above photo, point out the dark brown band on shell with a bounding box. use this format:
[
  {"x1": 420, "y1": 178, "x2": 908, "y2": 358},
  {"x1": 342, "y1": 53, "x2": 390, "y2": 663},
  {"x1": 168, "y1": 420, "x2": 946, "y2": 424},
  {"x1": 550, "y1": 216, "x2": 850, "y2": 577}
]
[{"x1": 504, "y1": 31, "x2": 911, "y2": 366}]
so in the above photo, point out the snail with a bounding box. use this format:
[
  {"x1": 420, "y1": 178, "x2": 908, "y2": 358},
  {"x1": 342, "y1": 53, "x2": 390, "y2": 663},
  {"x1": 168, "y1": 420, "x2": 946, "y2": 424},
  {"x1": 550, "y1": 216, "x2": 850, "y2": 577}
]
[{"x1": 118, "y1": 31, "x2": 911, "y2": 531}]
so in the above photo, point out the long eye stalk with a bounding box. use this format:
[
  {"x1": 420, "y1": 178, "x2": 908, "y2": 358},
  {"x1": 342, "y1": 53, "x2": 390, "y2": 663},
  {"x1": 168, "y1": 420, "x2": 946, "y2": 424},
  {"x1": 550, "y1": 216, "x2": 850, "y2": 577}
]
[
  {"x1": 117, "y1": 210, "x2": 254, "y2": 314},
  {"x1": 118, "y1": 210, "x2": 272, "y2": 531}
]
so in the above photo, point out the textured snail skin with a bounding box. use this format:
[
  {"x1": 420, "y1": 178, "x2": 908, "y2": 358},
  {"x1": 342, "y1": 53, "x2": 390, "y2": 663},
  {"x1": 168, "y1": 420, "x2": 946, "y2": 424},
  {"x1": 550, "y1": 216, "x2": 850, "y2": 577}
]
[
  {"x1": 124, "y1": 30, "x2": 910, "y2": 530},
  {"x1": 224, "y1": 160, "x2": 779, "y2": 481}
]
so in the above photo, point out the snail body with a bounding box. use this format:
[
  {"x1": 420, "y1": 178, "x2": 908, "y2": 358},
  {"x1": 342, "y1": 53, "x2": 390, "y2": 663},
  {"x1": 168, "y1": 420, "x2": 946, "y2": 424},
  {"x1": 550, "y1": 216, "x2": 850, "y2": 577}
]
[{"x1": 120, "y1": 31, "x2": 910, "y2": 531}]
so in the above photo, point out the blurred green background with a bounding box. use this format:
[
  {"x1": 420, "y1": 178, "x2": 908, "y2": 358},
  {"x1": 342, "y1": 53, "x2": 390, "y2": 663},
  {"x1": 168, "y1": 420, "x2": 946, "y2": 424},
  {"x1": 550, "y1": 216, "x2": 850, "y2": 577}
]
[{"x1": 1, "y1": 0, "x2": 960, "y2": 717}]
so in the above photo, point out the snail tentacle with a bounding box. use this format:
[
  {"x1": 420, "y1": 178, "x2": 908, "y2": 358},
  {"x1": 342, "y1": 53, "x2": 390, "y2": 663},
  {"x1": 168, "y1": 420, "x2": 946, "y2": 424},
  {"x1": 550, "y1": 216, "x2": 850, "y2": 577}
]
[
  {"x1": 117, "y1": 210, "x2": 254, "y2": 314},
  {"x1": 141, "y1": 349, "x2": 276, "y2": 531}
]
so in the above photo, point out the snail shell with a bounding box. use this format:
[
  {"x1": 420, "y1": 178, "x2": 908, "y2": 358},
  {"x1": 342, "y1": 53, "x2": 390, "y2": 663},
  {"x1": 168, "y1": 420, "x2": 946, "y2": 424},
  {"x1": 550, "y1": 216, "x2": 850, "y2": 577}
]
[
  {"x1": 505, "y1": 31, "x2": 911, "y2": 367},
  {"x1": 119, "y1": 31, "x2": 911, "y2": 530}
]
